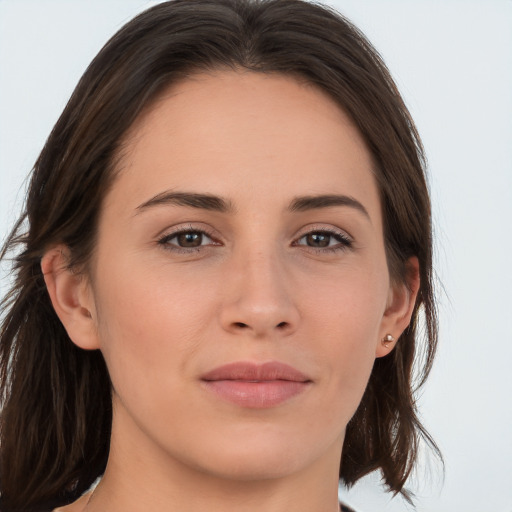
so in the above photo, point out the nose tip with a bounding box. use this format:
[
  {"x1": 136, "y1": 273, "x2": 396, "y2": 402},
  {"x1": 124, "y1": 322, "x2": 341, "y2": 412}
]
[{"x1": 219, "y1": 257, "x2": 300, "y2": 338}]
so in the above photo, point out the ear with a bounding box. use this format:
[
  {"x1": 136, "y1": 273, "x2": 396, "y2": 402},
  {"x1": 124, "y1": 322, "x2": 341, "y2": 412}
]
[
  {"x1": 375, "y1": 256, "x2": 420, "y2": 358},
  {"x1": 41, "y1": 246, "x2": 100, "y2": 350}
]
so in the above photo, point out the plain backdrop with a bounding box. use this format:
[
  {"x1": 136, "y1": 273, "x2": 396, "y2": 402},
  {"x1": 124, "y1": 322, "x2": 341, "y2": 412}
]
[{"x1": 1, "y1": 1, "x2": 511, "y2": 511}]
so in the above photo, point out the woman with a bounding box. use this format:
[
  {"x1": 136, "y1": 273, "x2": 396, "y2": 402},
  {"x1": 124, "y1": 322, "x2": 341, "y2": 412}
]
[{"x1": 0, "y1": 1, "x2": 440, "y2": 511}]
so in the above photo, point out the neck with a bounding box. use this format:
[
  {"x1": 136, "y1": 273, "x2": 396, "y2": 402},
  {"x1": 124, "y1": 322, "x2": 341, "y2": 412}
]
[
  {"x1": 90, "y1": 468, "x2": 342, "y2": 512},
  {"x1": 87, "y1": 405, "x2": 344, "y2": 512}
]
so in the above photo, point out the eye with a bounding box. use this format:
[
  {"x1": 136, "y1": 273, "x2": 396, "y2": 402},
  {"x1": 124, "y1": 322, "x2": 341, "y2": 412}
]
[
  {"x1": 294, "y1": 230, "x2": 352, "y2": 251},
  {"x1": 158, "y1": 228, "x2": 217, "y2": 251}
]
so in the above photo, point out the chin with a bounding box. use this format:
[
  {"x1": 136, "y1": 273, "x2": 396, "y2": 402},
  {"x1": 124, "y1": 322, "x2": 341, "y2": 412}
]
[
  {"x1": 199, "y1": 448, "x2": 310, "y2": 482},
  {"x1": 174, "y1": 426, "x2": 337, "y2": 482}
]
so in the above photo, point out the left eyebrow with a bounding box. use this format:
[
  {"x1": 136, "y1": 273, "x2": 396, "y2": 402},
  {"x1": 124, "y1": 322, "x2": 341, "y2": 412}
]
[
  {"x1": 288, "y1": 194, "x2": 371, "y2": 221},
  {"x1": 135, "y1": 191, "x2": 235, "y2": 214}
]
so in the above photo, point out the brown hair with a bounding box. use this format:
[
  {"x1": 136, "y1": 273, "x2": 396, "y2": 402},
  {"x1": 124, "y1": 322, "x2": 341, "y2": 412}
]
[{"x1": 0, "y1": 1, "x2": 440, "y2": 510}]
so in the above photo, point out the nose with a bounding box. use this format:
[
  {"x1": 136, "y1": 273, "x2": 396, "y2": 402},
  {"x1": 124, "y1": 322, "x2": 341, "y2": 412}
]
[{"x1": 219, "y1": 248, "x2": 300, "y2": 338}]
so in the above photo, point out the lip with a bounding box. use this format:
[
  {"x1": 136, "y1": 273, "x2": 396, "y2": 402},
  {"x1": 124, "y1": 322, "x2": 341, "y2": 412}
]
[{"x1": 200, "y1": 361, "x2": 312, "y2": 409}]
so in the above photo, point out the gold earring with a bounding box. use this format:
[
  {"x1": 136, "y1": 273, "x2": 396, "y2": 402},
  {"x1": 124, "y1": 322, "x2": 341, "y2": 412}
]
[{"x1": 382, "y1": 333, "x2": 395, "y2": 348}]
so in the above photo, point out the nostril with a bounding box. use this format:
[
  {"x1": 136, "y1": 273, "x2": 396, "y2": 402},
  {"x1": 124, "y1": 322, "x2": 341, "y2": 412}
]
[{"x1": 229, "y1": 321, "x2": 291, "y2": 331}]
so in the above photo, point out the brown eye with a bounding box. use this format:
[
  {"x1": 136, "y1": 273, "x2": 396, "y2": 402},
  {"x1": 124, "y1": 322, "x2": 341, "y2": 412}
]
[
  {"x1": 159, "y1": 229, "x2": 216, "y2": 251},
  {"x1": 305, "y1": 233, "x2": 330, "y2": 247},
  {"x1": 176, "y1": 232, "x2": 204, "y2": 247},
  {"x1": 295, "y1": 230, "x2": 353, "y2": 252}
]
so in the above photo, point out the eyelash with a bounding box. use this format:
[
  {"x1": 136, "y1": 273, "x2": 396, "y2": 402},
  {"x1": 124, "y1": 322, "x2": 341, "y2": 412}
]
[
  {"x1": 157, "y1": 225, "x2": 219, "y2": 254},
  {"x1": 293, "y1": 228, "x2": 353, "y2": 253},
  {"x1": 157, "y1": 226, "x2": 353, "y2": 254}
]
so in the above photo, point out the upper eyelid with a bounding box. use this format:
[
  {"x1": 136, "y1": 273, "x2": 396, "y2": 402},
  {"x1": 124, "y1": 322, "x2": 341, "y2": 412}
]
[
  {"x1": 295, "y1": 230, "x2": 350, "y2": 242},
  {"x1": 293, "y1": 224, "x2": 353, "y2": 241},
  {"x1": 156, "y1": 222, "x2": 353, "y2": 243},
  {"x1": 162, "y1": 229, "x2": 214, "y2": 241},
  {"x1": 157, "y1": 223, "x2": 218, "y2": 240},
  {"x1": 293, "y1": 231, "x2": 352, "y2": 250},
  {"x1": 157, "y1": 227, "x2": 219, "y2": 251}
]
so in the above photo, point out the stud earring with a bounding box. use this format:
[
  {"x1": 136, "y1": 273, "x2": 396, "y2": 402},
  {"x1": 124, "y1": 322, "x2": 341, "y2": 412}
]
[{"x1": 382, "y1": 333, "x2": 395, "y2": 348}]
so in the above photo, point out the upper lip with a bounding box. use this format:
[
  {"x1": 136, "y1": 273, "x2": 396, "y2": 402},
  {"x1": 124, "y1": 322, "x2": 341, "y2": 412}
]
[{"x1": 201, "y1": 361, "x2": 311, "y2": 382}]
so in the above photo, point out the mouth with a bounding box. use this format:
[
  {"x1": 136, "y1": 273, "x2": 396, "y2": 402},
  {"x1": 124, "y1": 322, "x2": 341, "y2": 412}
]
[{"x1": 200, "y1": 361, "x2": 312, "y2": 409}]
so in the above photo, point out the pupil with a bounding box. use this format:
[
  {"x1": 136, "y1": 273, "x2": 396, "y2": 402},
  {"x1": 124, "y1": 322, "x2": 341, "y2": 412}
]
[
  {"x1": 178, "y1": 232, "x2": 202, "y2": 247},
  {"x1": 308, "y1": 233, "x2": 329, "y2": 247}
]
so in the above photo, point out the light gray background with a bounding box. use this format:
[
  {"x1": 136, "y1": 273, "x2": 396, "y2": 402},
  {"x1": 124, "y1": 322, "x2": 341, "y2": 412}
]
[{"x1": 1, "y1": 1, "x2": 511, "y2": 511}]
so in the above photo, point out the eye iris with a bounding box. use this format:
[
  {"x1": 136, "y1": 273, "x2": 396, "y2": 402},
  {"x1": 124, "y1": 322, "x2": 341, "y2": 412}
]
[
  {"x1": 307, "y1": 233, "x2": 330, "y2": 247},
  {"x1": 177, "y1": 232, "x2": 202, "y2": 247}
]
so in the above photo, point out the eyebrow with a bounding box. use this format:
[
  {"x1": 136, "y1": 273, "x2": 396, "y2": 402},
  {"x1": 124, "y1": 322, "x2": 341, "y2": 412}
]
[
  {"x1": 135, "y1": 190, "x2": 370, "y2": 220},
  {"x1": 289, "y1": 194, "x2": 370, "y2": 220},
  {"x1": 136, "y1": 191, "x2": 235, "y2": 214}
]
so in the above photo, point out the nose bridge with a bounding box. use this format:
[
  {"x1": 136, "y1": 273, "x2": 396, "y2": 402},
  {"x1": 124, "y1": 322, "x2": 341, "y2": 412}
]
[
  {"x1": 244, "y1": 246, "x2": 286, "y2": 304},
  {"x1": 220, "y1": 241, "x2": 299, "y2": 336}
]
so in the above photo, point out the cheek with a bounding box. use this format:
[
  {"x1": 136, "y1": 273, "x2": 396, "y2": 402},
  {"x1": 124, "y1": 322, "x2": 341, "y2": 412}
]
[
  {"x1": 304, "y1": 262, "x2": 387, "y2": 346},
  {"x1": 92, "y1": 256, "x2": 221, "y2": 398},
  {"x1": 302, "y1": 267, "x2": 387, "y2": 407}
]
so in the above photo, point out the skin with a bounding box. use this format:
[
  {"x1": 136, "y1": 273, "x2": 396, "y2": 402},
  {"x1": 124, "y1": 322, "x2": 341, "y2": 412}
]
[{"x1": 44, "y1": 70, "x2": 419, "y2": 512}]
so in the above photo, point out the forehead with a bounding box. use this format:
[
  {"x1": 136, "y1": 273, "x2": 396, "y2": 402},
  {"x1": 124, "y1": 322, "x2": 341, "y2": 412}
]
[{"x1": 109, "y1": 70, "x2": 380, "y2": 218}]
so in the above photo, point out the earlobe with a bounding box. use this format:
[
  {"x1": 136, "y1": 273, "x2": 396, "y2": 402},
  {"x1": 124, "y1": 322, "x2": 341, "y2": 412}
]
[
  {"x1": 41, "y1": 246, "x2": 100, "y2": 350},
  {"x1": 375, "y1": 256, "x2": 420, "y2": 358}
]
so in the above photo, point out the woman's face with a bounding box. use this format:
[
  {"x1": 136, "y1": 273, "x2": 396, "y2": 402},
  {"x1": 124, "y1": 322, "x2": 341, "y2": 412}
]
[{"x1": 76, "y1": 71, "x2": 410, "y2": 481}]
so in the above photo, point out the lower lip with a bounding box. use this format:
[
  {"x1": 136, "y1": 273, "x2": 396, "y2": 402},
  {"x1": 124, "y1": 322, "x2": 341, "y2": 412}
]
[{"x1": 202, "y1": 380, "x2": 310, "y2": 408}]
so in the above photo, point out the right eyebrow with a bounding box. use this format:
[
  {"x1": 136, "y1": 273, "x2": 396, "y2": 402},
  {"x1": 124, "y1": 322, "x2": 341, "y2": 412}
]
[{"x1": 135, "y1": 191, "x2": 235, "y2": 214}]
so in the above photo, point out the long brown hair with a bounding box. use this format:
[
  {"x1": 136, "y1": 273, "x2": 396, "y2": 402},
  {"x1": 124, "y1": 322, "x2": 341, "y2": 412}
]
[{"x1": 0, "y1": 1, "x2": 440, "y2": 510}]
